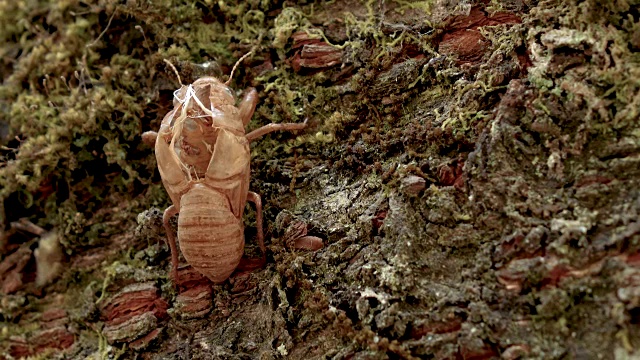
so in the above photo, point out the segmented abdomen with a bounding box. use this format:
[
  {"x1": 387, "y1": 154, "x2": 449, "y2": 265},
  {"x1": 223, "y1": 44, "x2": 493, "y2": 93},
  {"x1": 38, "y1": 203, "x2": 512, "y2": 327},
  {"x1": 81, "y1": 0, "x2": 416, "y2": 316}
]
[{"x1": 178, "y1": 184, "x2": 244, "y2": 283}]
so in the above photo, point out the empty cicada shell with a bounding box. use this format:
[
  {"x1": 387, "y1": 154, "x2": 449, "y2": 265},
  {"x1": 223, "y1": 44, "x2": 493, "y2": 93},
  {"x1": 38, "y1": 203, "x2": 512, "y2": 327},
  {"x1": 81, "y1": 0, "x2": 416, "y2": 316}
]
[{"x1": 145, "y1": 74, "x2": 323, "y2": 285}]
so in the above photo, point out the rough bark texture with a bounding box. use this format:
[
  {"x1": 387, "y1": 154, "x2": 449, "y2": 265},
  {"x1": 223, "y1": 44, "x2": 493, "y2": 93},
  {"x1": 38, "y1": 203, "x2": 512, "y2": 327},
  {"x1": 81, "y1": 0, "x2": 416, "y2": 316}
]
[{"x1": 1, "y1": 0, "x2": 640, "y2": 359}]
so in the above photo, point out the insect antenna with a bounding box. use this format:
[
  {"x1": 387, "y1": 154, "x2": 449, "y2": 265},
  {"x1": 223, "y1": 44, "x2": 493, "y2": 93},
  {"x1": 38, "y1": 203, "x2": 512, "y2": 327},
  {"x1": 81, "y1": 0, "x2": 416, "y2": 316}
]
[
  {"x1": 163, "y1": 59, "x2": 183, "y2": 86},
  {"x1": 224, "y1": 51, "x2": 253, "y2": 86}
]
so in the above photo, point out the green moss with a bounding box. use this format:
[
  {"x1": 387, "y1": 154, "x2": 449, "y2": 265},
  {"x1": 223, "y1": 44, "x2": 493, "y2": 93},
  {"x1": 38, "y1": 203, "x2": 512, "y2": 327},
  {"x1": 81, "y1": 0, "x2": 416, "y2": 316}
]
[{"x1": 391, "y1": 0, "x2": 435, "y2": 16}]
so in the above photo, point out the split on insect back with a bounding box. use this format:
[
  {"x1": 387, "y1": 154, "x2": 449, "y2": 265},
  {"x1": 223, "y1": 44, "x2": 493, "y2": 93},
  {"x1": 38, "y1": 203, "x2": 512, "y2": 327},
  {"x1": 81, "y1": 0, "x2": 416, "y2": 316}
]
[{"x1": 142, "y1": 54, "x2": 323, "y2": 287}]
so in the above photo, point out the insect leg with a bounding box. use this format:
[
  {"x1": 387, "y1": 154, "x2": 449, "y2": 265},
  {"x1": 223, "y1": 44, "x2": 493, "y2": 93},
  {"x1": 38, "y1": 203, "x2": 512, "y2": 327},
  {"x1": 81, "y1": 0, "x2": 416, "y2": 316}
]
[
  {"x1": 245, "y1": 118, "x2": 308, "y2": 142},
  {"x1": 238, "y1": 88, "x2": 258, "y2": 127},
  {"x1": 162, "y1": 205, "x2": 180, "y2": 284},
  {"x1": 141, "y1": 130, "x2": 158, "y2": 147},
  {"x1": 246, "y1": 191, "x2": 265, "y2": 260}
]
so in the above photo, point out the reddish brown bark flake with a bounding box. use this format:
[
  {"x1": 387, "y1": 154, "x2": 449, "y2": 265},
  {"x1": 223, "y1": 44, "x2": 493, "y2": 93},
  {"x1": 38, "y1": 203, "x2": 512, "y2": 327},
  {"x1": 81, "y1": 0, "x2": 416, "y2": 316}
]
[
  {"x1": 174, "y1": 284, "x2": 213, "y2": 320},
  {"x1": 459, "y1": 342, "x2": 498, "y2": 360},
  {"x1": 437, "y1": 160, "x2": 465, "y2": 189},
  {"x1": 289, "y1": 31, "x2": 342, "y2": 72},
  {"x1": 99, "y1": 282, "x2": 168, "y2": 344},
  {"x1": 31, "y1": 327, "x2": 75, "y2": 354},
  {"x1": 175, "y1": 265, "x2": 210, "y2": 291},
  {"x1": 128, "y1": 327, "x2": 163, "y2": 351},
  {"x1": 0, "y1": 246, "x2": 32, "y2": 294},
  {"x1": 438, "y1": 7, "x2": 521, "y2": 64},
  {"x1": 7, "y1": 327, "x2": 75, "y2": 358},
  {"x1": 101, "y1": 282, "x2": 168, "y2": 325},
  {"x1": 41, "y1": 308, "x2": 69, "y2": 329}
]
